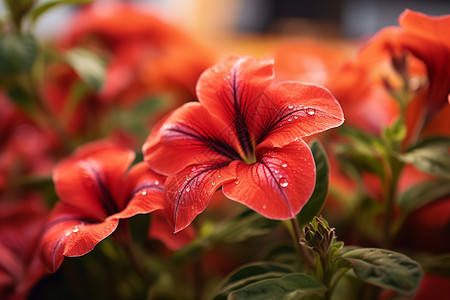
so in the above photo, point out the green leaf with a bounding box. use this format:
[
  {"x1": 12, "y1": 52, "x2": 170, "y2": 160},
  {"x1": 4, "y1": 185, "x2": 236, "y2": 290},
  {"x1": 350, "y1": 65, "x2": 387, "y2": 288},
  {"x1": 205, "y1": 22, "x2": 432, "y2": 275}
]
[
  {"x1": 5, "y1": 84, "x2": 35, "y2": 113},
  {"x1": 399, "y1": 137, "x2": 450, "y2": 178},
  {"x1": 227, "y1": 273, "x2": 327, "y2": 300},
  {"x1": 210, "y1": 210, "x2": 280, "y2": 244},
  {"x1": 339, "y1": 248, "x2": 423, "y2": 295},
  {"x1": 0, "y1": 34, "x2": 38, "y2": 75},
  {"x1": 63, "y1": 48, "x2": 105, "y2": 91},
  {"x1": 214, "y1": 262, "x2": 294, "y2": 300},
  {"x1": 421, "y1": 255, "x2": 450, "y2": 277},
  {"x1": 297, "y1": 140, "x2": 330, "y2": 227},
  {"x1": 31, "y1": 0, "x2": 94, "y2": 22},
  {"x1": 398, "y1": 179, "x2": 450, "y2": 214}
]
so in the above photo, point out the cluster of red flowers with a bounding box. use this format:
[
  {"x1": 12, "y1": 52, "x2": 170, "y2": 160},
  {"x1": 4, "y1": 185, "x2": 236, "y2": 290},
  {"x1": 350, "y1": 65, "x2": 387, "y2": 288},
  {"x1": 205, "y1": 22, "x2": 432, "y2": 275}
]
[{"x1": 1, "y1": 3, "x2": 449, "y2": 299}]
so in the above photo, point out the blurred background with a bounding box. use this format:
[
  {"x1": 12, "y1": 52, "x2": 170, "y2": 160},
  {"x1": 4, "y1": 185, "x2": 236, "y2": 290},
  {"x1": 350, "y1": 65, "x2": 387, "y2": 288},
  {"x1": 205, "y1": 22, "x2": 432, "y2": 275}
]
[{"x1": 23, "y1": 0, "x2": 450, "y2": 46}]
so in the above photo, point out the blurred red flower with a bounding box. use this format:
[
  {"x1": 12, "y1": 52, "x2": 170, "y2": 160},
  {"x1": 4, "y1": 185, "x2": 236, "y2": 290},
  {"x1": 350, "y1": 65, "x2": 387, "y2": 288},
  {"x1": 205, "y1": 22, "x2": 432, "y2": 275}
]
[
  {"x1": 360, "y1": 9, "x2": 450, "y2": 141},
  {"x1": 56, "y1": 1, "x2": 216, "y2": 105},
  {"x1": 143, "y1": 56, "x2": 344, "y2": 232},
  {"x1": 39, "y1": 140, "x2": 166, "y2": 272},
  {"x1": 0, "y1": 194, "x2": 48, "y2": 300}
]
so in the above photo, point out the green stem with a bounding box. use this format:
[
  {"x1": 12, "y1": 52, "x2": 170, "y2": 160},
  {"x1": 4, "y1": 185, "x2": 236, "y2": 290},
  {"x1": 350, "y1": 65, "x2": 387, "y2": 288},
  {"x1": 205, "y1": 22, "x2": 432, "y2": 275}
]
[
  {"x1": 290, "y1": 218, "x2": 315, "y2": 270},
  {"x1": 117, "y1": 221, "x2": 154, "y2": 287}
]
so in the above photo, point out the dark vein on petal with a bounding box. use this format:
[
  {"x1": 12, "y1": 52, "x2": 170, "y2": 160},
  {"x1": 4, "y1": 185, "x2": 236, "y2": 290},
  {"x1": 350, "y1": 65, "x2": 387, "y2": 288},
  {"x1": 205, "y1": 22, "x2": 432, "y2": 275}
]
[
  {"x1": 169, "y1": 125, "x2": 241, "y2": 161},
  {"x1": 259, "y1": 159, "x2": 294, "y2": 216}
]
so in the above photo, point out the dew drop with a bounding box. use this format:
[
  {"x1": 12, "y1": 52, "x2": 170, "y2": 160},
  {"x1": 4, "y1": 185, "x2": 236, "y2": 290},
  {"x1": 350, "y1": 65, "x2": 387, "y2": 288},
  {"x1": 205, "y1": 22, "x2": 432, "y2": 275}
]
[
  {"x1": 288, "y1": 104, "x2": 294, "y2": 109},
  {"x1": 211, "y1": 181, "x2": 216, "y2": 186},
  {"x1": 288, "y1": 118, "x2": 292, "y2": 122},
  {"x1": 281, "y1": 163, "x2": 288, "y2": 168},
  {"x1": 185, "y1": 187, "x2": 190, "y2": 192},
  {"x1": 294, "y1": 115, "x2": 298, "y2": 119},
  {"x1": 306, "y1": 107, "x2": 316, "y2": 115},
  {"x1": 235, "y1": 180, "x2": 240, "y2": 185},
  {"x1": 279, "y1": 177, "x2": 289, "y2": 187},
  {"x1": 225, "y1": 75, "x2": 231, "y2": 80},
  {"x1": 274, "y1": 169, "x2": 280, "y2": 174},
  {"x1": 263, "y1": 205, "x2": 267, "y2": 209},
  {"x1": 65, "y1": 232, "x2": 71, "y2": 237},
  {"x1": 154, "y1": 180, "x2": 159, "y2": 186},
  {"x1": 141, "y1": 191, "x2": 147, "y2": 196},
  {"x1": 73, "y1": 226, "x2": 80, "y2": 233}
]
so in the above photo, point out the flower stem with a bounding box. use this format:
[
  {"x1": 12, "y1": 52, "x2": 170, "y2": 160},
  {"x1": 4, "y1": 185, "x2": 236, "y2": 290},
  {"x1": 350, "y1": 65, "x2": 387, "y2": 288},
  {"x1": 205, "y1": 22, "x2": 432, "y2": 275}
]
[{"x1": 290, "y1": 218, "x2": 315, "y2": 270}]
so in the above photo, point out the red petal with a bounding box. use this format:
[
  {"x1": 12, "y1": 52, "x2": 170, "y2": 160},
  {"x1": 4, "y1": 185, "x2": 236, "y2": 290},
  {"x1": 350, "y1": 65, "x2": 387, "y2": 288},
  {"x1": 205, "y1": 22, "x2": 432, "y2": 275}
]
[
  {"x1": 143, "y1": 102, "x2": 240, "y2": 175},
  {"x1": 196, "y1": 56, "x2": 274, "y2": 154},
  {"x1": 165, "y1": 161, "x2": 236, "y2": 233},
  {"x1": 40, "y1": 203, "x2": 119, "y2": 272},
  {"x1": 112, "y1": 162, "x2": 166, "y2": 219},
  {"x1": 400, "y1": 9, "x2": 450, "y2": 49},
  {"x1": 148, "y1": 210, "x2": 196, "y2": 250},
  {"x1": 222, "y1": 139, "x2": 315, "y2": 219},
  {"x1": 53, "y1": 140, "x2": 135, "y2": 219},
  {"x1": 256, "y1": 82, "x2": 344, "y2": 147}
]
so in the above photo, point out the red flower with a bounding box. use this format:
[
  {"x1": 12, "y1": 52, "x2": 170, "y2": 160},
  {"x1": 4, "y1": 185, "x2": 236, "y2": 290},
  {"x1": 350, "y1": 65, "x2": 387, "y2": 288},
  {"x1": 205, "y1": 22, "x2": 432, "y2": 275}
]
[
  {"x1": 143, "y1": 56, "x2": 344, "y2": 232},
  {"x1": 57, "y1": 2, "x2": 216, "y2": 105},
  {"x1": 359, "y1": 10, "x2": 450, "y2": 141},
  {"x1": 0, "y1": 194, "x2": 48, "y2": 300},
  {"x1": 40, "y1": 140, "x2": 166, "y2": 272}
]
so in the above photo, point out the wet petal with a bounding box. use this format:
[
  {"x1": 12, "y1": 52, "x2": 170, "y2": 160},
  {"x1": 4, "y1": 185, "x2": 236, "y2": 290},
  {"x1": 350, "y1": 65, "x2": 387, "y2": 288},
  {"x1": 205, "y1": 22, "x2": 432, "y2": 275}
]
[
  {"x1": 223, "y1": 139, "x2": 315, "y2": 219},
  {"x1": 256, "y1": 82, "x2": 344, "y2": 147},
  {"x1": 196, "y1": 56, "x2": 274, "y2": 156},
  {"x1": 164, "y1": 161, "x2": 236, "y2": 233},
  {"x1": 143, "y1": 102, "x2": 241, "y2": 175},
  {"x1": 113, "y1": 162, "x2": 166, "y2": 219},
  {"x1": 40, "y1": 203, "x2": 119, "y2": 272}
]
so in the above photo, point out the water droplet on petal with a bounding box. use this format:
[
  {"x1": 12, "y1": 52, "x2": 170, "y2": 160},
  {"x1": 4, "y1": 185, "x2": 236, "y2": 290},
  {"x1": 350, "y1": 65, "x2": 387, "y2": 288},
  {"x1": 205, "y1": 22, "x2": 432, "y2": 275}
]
[
  {"x1": 225, "y1": 75, "x2": 231, "y2": 80},
  {"x1": 279, "y1": 177, "x2": 289, "y2": 187},
  {"x1": 154, "y1": 180, "x2": 159, "y2": 186},
  {"x1": 141, "y1": 191, "x2": 147, "y2": 196},
  {"x1": 306, "y1": 107, "x2": 316, "y2": 115},
  {"x1": 274, "y1": 169, "x2": 280, "y2": 174},
  {"x1": 185, "y1": 187, "x2": 190, "y2": 192},
  {"x1": 211, "y1": 181, "x2": 216, "y2": 186},
  {"x1": 288, "y1": 104, "x2": 294, "y2": 109},
  {"x1": 65, "y1": 232, "x2": 71, "y2": 237},
  {"x1": 73, "y1": 226, "x2": 80, "y2": 233},
  {"x1": 263, "y1": 205, "x2": 267, "y2": 209},
  {"x1": 288, "y1": 118, "x2": 292, "y2": 122},
  {"x1": 294, "y1": 115, "x2": 298, "y2": 119},
  {"x1": 281, "y1": 163, "x2": 288, "y2": 168}
]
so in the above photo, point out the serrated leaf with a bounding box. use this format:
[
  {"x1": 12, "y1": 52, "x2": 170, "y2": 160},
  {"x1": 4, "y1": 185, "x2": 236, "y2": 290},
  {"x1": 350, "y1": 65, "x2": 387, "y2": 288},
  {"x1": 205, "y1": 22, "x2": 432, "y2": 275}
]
[
  {"x1": 398, "y1": 179, "x2": 450, "y2": 214},
  {"x1": 64, "y1": 48, "x2": 105, "y2": 91},
  {"x1": 214, "y1": 262, "x2": 294, "y2": 300},
  {"x1": 0, "y1": 34, "x2": 38, "y2": 75},
  {"x1": 297, "y1": 140, "x2": 329, "y2": 227},
  {"x1": 399, "y1": 137, "x2": 450, "y2": 178},
  {"x1": 340, "y1": 248, "x2": 423, "y2": 295},
  {"x1": 227, "y1": 273, "x2": 327, "y2": 300},
  {"x1": 31, "y1": 0, "x2": 94, "y2": 22}
]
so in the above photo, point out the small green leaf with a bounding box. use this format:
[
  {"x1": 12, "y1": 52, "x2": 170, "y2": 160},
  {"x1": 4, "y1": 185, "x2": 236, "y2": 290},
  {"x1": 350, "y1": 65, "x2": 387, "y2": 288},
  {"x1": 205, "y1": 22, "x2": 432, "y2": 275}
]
[
  {"x1": 297, "y1": 140, "x2": 330, "y2": 227},
  {"x1": 214, "y1": 262, "x2": 294, "y2": 300},
  {"x1": 0, "y1": 34, "x2": 38, "y2": 75},
  {"x1": 64, "y1": 48, "x2": 105, "y2": 91},
  {"x1": 340, "y1": 248, "x2": 423, "y2": 295},
  {"x1": 399, "y1": 137, "x2": 450, "y2": 178},
  {"x1": 31, "y1": 0, "x2": 94, "y2": 22},
  {"x1": 398, "y1": 179, "x2": 450, "y2": 214},
  {"x1": 421, "y1": 255, "x2": 450, "y2": 277},
  {"x1": 228, "y1": 273, "x2": 327, "y2": 300}
]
